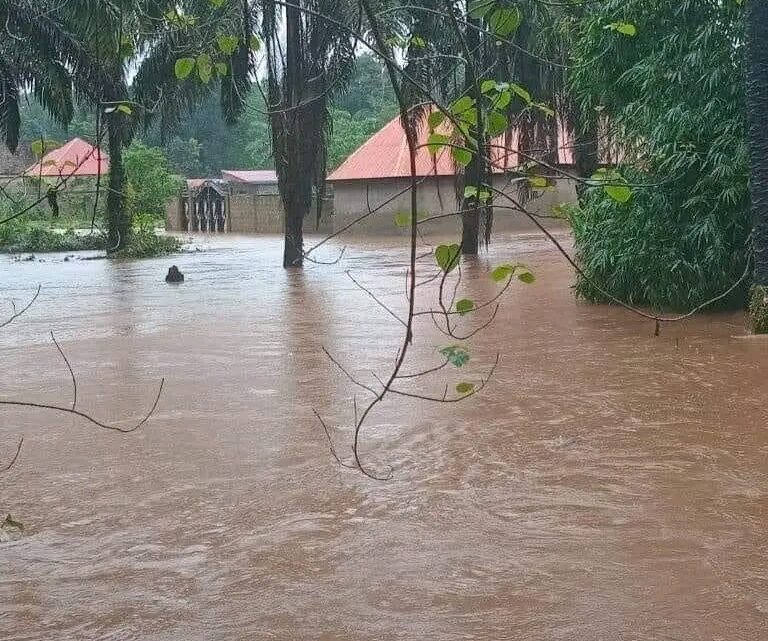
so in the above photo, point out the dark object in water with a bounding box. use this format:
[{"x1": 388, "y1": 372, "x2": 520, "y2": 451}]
[{"x1": 166, "y1": 266, "x2": 184, "y2": 283}]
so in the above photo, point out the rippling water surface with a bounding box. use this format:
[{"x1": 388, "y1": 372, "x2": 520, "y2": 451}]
[{"x1": 1, "y1": 233, "x2": 766, "y2": 640}]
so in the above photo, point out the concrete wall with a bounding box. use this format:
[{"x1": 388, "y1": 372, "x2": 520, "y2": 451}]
[
  {"x1": 228, "y1": 194, "x2": 284, "y2": 233},
  {"x1": 165, "y1": 193, "x2": 333, "y2": 234},
  {"x1": 331, "y1": 175, "x2": 577, "y2": 236}
]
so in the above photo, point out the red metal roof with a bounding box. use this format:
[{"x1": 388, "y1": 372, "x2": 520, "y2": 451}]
[
  {"x1": 221, "y1": 170, "x2": 278, "y2": 184},
  {"x1": 24, "y1": 138, "x2": 109, "y2": 178},
  {"x1": 328, "y1": 111, "x2": 575, "y2": 182}
]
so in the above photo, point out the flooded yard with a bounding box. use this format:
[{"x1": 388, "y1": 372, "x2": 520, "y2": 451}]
[{"x1": 1, "y1": 233, "x2": 766, "y2": 640}]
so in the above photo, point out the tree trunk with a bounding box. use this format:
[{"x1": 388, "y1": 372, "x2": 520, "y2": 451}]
[
  {"x1": 459, "y1": 10, "x2": 490, "y2": 256},
  {"x1": 283, "y1": 200, "x2": 304, "y2": 267},
  {"x1": 280, "y1": 1, "x2": 307, "y2": 268},
  {"x1": 106, "y1": 116, "x2": 128, "y2": 252},
  {"x1": 745, "y1": 0, "x2": 768, "y2": 333}
]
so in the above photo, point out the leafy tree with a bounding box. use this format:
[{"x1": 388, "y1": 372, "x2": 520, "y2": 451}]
[
  {"x1": 165, "y1": 136, "x2": 203, "y2": 177},
  {"x1": 568, "y1": 0, "x2": 750, "y2": 311},
  {"x1": 335, "y1": 53, "x2": 396, "y2": 119},
  {"x1": 124, "y1": 142, "x2": 182, "y2": 219},
  {"x1": 262, "y1": 0, "x2": 358, "y2": 267}
]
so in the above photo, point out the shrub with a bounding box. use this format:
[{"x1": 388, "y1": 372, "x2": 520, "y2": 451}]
[
  {"x1": 571, "y1": 168, "x2": 751, "y2": 311},
  {"x1": 110, "y1": 228, "x2": 181, "y2": 259},
  {"x1": 124, "y1": 142, "x2": 182, "y2": 220},
  {"x1": 0, "y1": 220, "x2": 105, "y2": 253}
]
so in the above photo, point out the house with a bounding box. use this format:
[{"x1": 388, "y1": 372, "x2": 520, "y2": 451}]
[
  {"x1": 221, "y1": 170, "x2": 279, "y2": 195},
  {"x1": 24, "y1": 138, "x2": 109, "y2": 179},
  {"x1": 327, "y1": 112, "x2": 578, "y2": 235},
  {"x1": 166, "y1": 169, "x2": 332, "y2": 234}
]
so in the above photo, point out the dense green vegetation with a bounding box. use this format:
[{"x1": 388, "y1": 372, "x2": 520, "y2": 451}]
[
  {"x1": 568, "y1": 0, "x2": 750, "y2": 311},
  {"x1": 0, "y1": 216, "x2": 180, "y2": 256}
]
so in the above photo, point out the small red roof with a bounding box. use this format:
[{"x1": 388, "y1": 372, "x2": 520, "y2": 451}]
[
  {"x1": 328, "y1": 111, "x2": 575, "y2": 182},
  {"x1": 222, "y1": 169, "x2": 278, "y2": 184},
  {"x1": 25, "y1": 138, "x2": 109, "y2": 178}
]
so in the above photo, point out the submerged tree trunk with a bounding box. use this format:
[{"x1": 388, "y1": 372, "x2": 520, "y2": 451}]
[
  {"x1": 105, "y1": 115, "x2": 128, "y2": 252},
  {"x1": 273, "y1": 1, "x2": 313, "y2": 268},
  {"x1": 745, "y1": 0, "x2": 768, "y2": 333},
  {"x1": 459, "y1": 11, "x2": 491, "y2": 256}
]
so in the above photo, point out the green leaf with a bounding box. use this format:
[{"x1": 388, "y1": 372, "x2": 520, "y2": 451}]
[
  {"x1": 250, "y1": 35, "x2": 262, "y2": 51},
  {"x1": 605, "y1": 184, "x2": 632, "y2": 203},
  {"x1": 435, "y1": 244, "x2": 461, "y2": 273},
  {"x1": 209, "y1": 0, "x2": 226, "y2": 6},
  {"x1": 481, "y1": 79, "x2": 498, "y2": 94},
  {"x1": 440, "y1": 345, "x2": 470, "y2": 367},
  {"x1": 394, "y1": 212, "x2": 411, "y2": 228},
  {"x1": 456, "y1": 382, "x2": 475, "y2": 395},
  {"x1": 456, "y1": 299, "x2": 474, "y2": 315},
  {"x1": 509, "y1": 82, "x2": 532, "y2": 104},
  {"x1": 428, "y1": 110, "x2": 446, "y2": 129},
  {"x1": 491, "y1": 264, "x2": 514, "y2": 282},
  {"x1": 451, "y1": 96, "x2": 475, "y2": 116},
  {"x1": 410, "y1": 35, "x2": 426, "y2": 48},
  {"x1": 605, "y1": 22, "x2": 637, "y2": 36},
  {"x1": 487, "y1": 111, "x2": 508, "y2": 136},
  {"x1": 464, "y1": 186, "x2": 478, "y2": 199},
  {"x1": 116, "y1": 104, "x2": 132, "y2": 115},
  {"x1": 528, "y1": 176, "x2": 548, "y2": 189},
  {"x1": 217, "y1": 35, "x2": 239, "y2": 55},
  {"x1": 197, "y1": 54, "x2": 212, "y2": 83},
  {"x1": 427, "y1": 133, "x2": 451, "y2": 154},
  {"x1": 215, "y1": 62, "x2": 228, "y2": 76},
  {"x1": 452, "y1": 146, "x2": 473, "y2": 167},
  {"x1": 489, "y1": 7, "x2": 522, "y2": 37},
  {"x1": 517, "y1": 269, "x2": 536, "y2": 284},
  {"x1": 174, "y1": 57, "x2": 196, "y2": 80},
  {"x1": 468, "y1": 0, "x2": 495, "y2": 19},
  {"x1": 494, "y1": 90, "x2": 512, "y2": 110}
]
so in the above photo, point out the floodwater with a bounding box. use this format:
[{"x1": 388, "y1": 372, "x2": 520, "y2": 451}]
[{"x1": 1, "y1": 233, "x2": 766, "y2": 641}]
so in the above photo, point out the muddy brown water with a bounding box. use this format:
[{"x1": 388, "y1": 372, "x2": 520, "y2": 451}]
[{"x1": 1, "y1": 233, "x2": 766, "y2": 641}]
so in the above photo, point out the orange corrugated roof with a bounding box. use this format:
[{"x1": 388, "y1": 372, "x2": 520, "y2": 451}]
[
  {"x1": 24, "y1": 138, "x2": 109, "y2": 178},
  {"x1": 328, "y1": 110, "x2": 575, "y2": 182}
]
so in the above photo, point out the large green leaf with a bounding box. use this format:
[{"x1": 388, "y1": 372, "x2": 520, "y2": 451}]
[
  {"x1": 456, "y1": 382, "x2": 475, "y2": 395},
  {"x1": 468, "y1": 0, "x2": 495, "y2": 19},
  {"x1": 217, "y1": 35, "x2": 239, "y2": 56},
  {"x1": 452, "y1": 146, "x2": 473, "y2": 167},
  {"x1": 489, "y1": 7, "x2": 522, "y2": 37},
  {"x1": 435, "y1": 244, "x2": 461, "y2": 273},
  {"x1": 174, "y1": 57, "x2": 196, "y2": 80},
  {"x1": 456, "y1": 299, "x2": 475, "y2": 315},
  {"x1": 487, "y1": 111, "x2": 508, "y2": 136},
  {"x1": 605, "y1": 184, "x2": 632, "y2": 203},
  {"x1": 427, "y1": 133, "x2": 451, "y2": 154}
]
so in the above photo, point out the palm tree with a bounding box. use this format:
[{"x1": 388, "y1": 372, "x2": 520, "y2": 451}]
[
  {"x1": 745, "y1": 0, "x2": 768, "y2": 333},
  {"x1": 0, "y1": 0, "x2": 111, "y2": 153},
  {"x1": 134, "y1": 0, "x2": 357, "y2": 268},
  {"x1": 1, "y1": 0, "x2": 138, "y2": 249},
  {"x1": 263, "y1": 0, "x2": 357, "y2": 267},
  {"x1": 383, "y1": 1, "x2": 579, "y2": 254}
]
